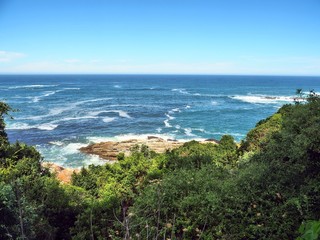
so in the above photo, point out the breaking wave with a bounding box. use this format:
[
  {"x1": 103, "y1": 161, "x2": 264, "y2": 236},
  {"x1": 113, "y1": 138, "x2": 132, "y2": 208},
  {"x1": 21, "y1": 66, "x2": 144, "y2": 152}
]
[
  {"x1": 7, "y1": 122, "x2": 58, "y2": 131},
  {"x1": 230, "y1": 95, "x2": 294, "y2": 104},
  {"x1": 9, "y1": 84, "x2": 58, "y2": 89}
]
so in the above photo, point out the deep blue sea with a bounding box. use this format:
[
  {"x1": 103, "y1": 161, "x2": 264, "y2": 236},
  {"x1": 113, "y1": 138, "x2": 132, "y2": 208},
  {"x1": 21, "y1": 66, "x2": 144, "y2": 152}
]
[{"x1": 1, "y1": 75, "x2": 320, "y2": 167}]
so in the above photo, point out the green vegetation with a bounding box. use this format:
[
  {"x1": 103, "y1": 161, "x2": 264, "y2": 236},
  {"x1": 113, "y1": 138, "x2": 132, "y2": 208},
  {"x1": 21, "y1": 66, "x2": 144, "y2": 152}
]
[
  {"x1": 298, "y1": 220, "x2": 320, "y2": 240},
  {"x1": 1, "y1": 91, "x2": 320, "y2": 239}
]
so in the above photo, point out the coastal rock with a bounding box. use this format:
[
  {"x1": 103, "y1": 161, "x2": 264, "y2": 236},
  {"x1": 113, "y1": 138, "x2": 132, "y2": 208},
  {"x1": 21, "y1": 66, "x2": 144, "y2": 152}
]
[
  {"x1": 79, "y1": 137, "x2": 219, "y2": 161},
  {"x1": 42, "y1": 162, "x2": 80, "y2": 183},
  {"x1": 79, "y1": 137, "x2": 185, "y2": 160}
]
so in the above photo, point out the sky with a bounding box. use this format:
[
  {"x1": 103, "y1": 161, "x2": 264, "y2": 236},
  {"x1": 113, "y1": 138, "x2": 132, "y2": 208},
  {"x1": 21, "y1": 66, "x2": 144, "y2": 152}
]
[{"x1": 0, "y1": 0, "x2": 319, "y2": 75}]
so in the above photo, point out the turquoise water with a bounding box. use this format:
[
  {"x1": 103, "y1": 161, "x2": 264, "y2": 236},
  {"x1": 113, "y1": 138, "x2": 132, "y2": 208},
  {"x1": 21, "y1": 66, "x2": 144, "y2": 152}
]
[{"x1": 1, "y1": 74, "x2": 319, "y2": 167}]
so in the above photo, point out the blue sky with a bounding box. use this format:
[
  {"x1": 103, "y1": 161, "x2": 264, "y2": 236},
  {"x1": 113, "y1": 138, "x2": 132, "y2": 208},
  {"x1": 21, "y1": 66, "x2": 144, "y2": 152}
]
[{"x1": 0, "y1": 0, "x2": 319, "y2": 75}]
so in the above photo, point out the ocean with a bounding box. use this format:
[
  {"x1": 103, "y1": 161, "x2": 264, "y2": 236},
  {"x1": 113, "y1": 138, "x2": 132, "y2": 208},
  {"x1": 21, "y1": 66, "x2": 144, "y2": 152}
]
[{"x1": 1, "y1": 74, "x2": 319, "y2": 167}]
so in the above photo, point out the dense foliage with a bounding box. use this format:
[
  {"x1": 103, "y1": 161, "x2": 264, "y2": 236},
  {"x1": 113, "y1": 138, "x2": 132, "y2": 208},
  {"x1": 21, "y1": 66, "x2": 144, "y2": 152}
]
[{"x1": 0, "y1": 92, "x2": 319, "y2": 239}]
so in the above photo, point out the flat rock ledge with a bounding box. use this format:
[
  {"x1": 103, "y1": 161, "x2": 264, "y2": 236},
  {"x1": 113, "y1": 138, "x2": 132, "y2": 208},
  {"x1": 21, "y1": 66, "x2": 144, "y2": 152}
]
[
  {"x1": 79, "y1": 136, "x2": 219, "y2": 161},
  {"x1": 42, "y1": 162, "x2": 80, "y2": 184}
]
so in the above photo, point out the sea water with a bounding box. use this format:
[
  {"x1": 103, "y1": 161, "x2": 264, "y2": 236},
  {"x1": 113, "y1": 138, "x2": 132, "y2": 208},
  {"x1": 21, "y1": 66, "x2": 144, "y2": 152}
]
[{"x1": 1, "y1": 74, "x2": 319, "y2": 167}]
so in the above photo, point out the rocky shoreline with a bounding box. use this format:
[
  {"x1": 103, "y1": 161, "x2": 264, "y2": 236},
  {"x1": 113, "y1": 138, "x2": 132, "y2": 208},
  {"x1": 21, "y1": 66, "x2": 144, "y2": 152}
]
[
  {"x1": 42, "y1": 162, "x2": 80, "y2": 183},
  {"x1": 43, "y1": 136, "x2": 219, "y2": 183},
  {"x1": 79, "y1": 136, "x2": 219, "y2": 161}
]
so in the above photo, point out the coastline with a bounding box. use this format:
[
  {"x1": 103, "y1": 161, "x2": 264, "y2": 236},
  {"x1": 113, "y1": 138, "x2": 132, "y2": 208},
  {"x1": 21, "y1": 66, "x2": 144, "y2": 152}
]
[
  {"x1": 79, "y1": 136, "x2": 219, "y2": 160},
  {"x1": 43, "y1": 136, "x2": 219, "y2": 183},
  {"x1": 5, "y1": 75, "x2": 313, "y2": 169}
]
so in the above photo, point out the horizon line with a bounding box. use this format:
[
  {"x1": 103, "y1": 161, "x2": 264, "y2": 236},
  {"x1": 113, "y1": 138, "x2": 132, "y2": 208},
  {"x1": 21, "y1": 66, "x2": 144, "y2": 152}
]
[{"x1": 0, "y1": 73, "x2": 319, "y2": 77}]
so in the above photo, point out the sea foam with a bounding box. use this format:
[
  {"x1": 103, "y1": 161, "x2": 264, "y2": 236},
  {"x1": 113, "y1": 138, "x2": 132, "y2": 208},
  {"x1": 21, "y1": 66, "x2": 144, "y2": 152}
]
[
  {"x1": 89, "y1": 110, "x2": 131, "y2": 119},
  {"x1": 32, "y1": 91, "x2": 57, "y2": 102},
  {"x1": 102, "y1": 117, "x2": 116, "y2": 123},
  {"x1": 231, "y1": 95, "x2": 294, "y2": 104},
  {"x1": 164, "y1": 119, "x2": 172, "y2": 128},
  {"x1": 184, "y1": 128, "x2": 196, "y2": 137},
  {"x1": 7, "y1": 122, "x2": 58, "y2": 131},
  {"x1": 87, "y1": 133, "x2": 175, "y2": 143},
  {"x1": 9, "y1": 84, "x2": 58, "y2": 89}
]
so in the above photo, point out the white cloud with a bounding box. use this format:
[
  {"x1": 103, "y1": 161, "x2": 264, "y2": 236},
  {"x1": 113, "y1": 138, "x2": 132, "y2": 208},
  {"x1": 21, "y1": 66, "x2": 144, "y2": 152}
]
[{"x1": 0, "y1": 50, "x2": 25, "y2": 62}]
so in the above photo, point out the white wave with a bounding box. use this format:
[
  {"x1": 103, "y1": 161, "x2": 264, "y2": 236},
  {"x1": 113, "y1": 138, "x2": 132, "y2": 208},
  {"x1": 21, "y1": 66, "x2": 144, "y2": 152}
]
[
  {"x1": 40, "y1": 142, "x2": 85, "y2": 160},
  {"x1": 165, "y1": 113, "x2": 175, "y2": 120},
  {"x1": 31, "y1": 89, "x2": 70, "y2": 103},
  {"x1": 231, "y1": 95, "x2": 294, "y2": 104},
  {"x1": 43, "y1": 141, "x2": 103, "y2": 161},
  {"x1": 87, "y1": 133, "x2": 175, "y2": 143},
  {"x1": 175, "y1": 125, "x2": 181, "y2": 129},
  {"x1": 205, "y1": 131, "x2": 246, "y2": 138},
  {"x1": 172, "y1": 88, "x2": 189, "y2": 94},
  {"x1": 43, "y1": 98, "x2": 113, "y2": 117},
  {"x1": 34, "y1": 109, "x2": 127, "y2": 125},
  {"x1": 41, "y1": 142, "x2": 86, "y2": 157},
  {"x1": 75, "y1": 98, "x2": 112, "y2": 105},
  {"x1": 83, "y1": 154, "x2": 109, "y2": 166},
  {"x1": 109, "y1": 104, "x2": 161, "y2": 108},
  {"x1": 32, "y1": 91, "x2": 57, "y2": 102},
  {"x1": 109, "y1": 110, "x2": 131, "y2": 118},
  {"x1": 61, "y1": 142, "x2": 88, "y2": 155},
  {"x1": 48, "y1": 141, "x2": 64, "y2": 146},
  {"x1": 37, "y1": 123, "x2": 58, "y2": 130},
  {"x1": 39, "y1": 141, "x2": 107, "y2": 167},
  {"x1": 17, "y1": 106, "x2": 72, "y2": 121},
  {"x1": 6, "y1": 123, "x2": 31, "y2": 130},
  {"x1": 49, "y1": 107, "x2": 70, "y2": 116},
  {"x1": 16, "y1": 115, "x2": 44, "y2": 121},
  {"x1": 156, "y1": 127, "x2": 162, "y2": 133},
  {"x1": 7, "y1": 122, "x2": 58, "y2": 131},
  {"x1": 194, "y1": 93, "x2": 223, "y2": 97},
  {"x1": 86, "y1": 136, "x2": 114, "y2": 143},
  {"x1": 114, "y1": 85, "x2": 121, "y2": 88},
  {"x1": 193, "y1": 128, "x2": 205, "y2": 132},
  {"x1": 171, "y1": 89, "x2": 206, "y2": 97},
  {"x1": 36, "y1": 145, "x2": 65, "y2": 166},
  {"x1": 185, "y1": 105, "x2": 191, "y2": 109},
  {"x1": 16, "y1": 98, "x2": 119, "y2": 124},
  {"x1": 168, "y1": 108, "x2": 181, "y2": 114},
  {"x1": 87, "y1": 110, "x2": 106, "y2": 117},
  {"x1": 9, "y1": 84, "x2": 58, "y2": 89},
  {"x1": 184, "y1": 128, "x2": 196, "y2": 137},
  {"x1": 57, "y1": 116, "x2": 98, "y2": 122},
  {"x1": 93, "y1": 110, "x2": 131, "y2": 119},
  {"x1": 116, "y1": 110, "x2": 131, "y2": 118},
  {"x1": 32, "y1": 97, "x2": 40, "y2": 103},
  {"x1": 164, "y1": 119, "x2": 172, "y2": 128},
  {"x1": 63, "y1": 87, "x2": 80, "y2": 90},
  {"x1": 29, "y1": 98, "x2": 113, "y2": 120},
  {"x1": 211, "y1": 101, "x2": 219, "y2": 106},
  {"x1": 103, "y1": 117, "x2": 116, "y2": 123}
]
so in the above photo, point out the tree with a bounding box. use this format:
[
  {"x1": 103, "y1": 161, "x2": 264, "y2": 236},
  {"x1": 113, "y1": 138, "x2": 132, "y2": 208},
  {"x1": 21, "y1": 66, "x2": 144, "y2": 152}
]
[{"x1": 0, "y1": 102, "x2": 14, "y2": 145}]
